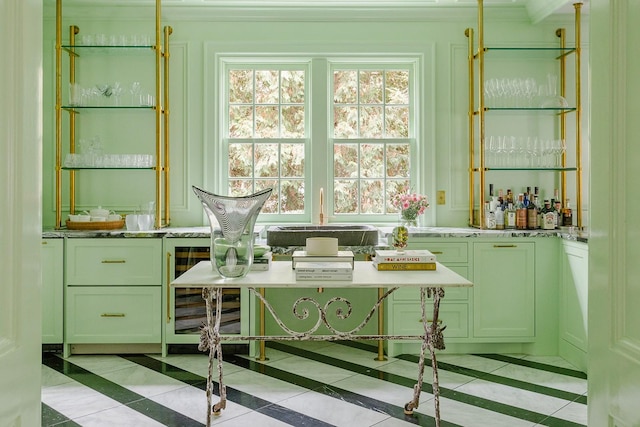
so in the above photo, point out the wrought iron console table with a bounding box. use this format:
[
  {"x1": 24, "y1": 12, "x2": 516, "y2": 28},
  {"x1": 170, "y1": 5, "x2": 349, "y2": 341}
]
[{"x1": 171, "y1": 260, "x2": 473, "y2": 427}]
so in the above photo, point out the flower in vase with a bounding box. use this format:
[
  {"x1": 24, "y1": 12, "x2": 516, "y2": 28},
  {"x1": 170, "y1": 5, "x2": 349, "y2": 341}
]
[{"x1": 391, "y1": 191, "x2": 430, "y2": 226}]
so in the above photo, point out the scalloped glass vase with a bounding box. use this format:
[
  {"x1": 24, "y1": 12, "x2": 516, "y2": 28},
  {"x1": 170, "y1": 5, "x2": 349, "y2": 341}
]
[{"x1": 192, "y1": 186, "x2": 272, "y2": 279}]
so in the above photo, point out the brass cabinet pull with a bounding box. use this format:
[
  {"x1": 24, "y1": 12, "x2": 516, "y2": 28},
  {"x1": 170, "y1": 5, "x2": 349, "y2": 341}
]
[
  {"x1": 101, "y1": 260, "x2": 126, "y2": 263},
  {"x1": 493, "y1": 244, "x2": 516, "y2": 248},
  {"x1": 101, "y1": 313, "x2": 125, "y2": 318},
  {"x1": 166, "y1": 251, "x2": 172, "y2": 323},
  {"x1": 431, "y1": 251, "x2": 443, "y2": 254},
  {"x1": 42, "y1": 241, "x2": 48, "y2": 245}
]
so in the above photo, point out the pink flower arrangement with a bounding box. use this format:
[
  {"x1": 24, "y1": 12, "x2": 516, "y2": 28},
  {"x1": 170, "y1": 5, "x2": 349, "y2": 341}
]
[{"x1": 392, "y1": 192, "x2": 429, "y2": 223}]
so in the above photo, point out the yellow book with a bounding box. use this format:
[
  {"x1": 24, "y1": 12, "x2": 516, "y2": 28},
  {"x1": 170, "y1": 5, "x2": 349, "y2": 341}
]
[{"x1": 373, "y1": 262, "x2": 436, "y2": 271}]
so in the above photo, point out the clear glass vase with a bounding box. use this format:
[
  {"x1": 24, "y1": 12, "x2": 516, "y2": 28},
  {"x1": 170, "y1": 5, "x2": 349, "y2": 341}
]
[{"x1": 192, "y1": 186, "x2": 272, "y2": 279}]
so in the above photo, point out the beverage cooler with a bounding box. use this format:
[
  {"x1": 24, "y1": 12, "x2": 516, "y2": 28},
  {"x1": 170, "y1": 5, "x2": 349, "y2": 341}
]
[{"x1": 164, "y1": 238, "x2": 252, "y2": 354}]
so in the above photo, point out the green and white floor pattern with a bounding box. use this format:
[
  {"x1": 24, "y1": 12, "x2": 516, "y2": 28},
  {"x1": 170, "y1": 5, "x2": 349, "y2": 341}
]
[{"x1": 42, "y1": 341, "x2": 587, "y2": 426}]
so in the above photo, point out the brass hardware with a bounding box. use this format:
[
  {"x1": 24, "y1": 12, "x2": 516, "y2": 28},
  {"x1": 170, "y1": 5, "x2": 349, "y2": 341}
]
[
  {"x1": 166, "y1": 251, "x2": 172, "y2": 323},
  {"x1": 101, "y1": 313, "x2": 125, "y2": 318},
  {"x1": 467, "y1": 0, "x2": 582, "y2": 229},
  {"x1": 419, "y1": 319, "x2": 443, "y2": 324},
  {"x1": 54, "y1": 0, "x2": 170, "y2": 230},
  {"x1": 258, "y1": 288, "x2": 267, "y2": 361},
  {"x1": 101, "y1": 260, "x2": 126, "y2": 264},
  {"x1": 42, "y1": 241, "x2": 48, "y2": 245},
  {"x1": 493, "y1": 244, "x2": 516, "y2": 248},
  {"x1": 437, "y1": 190, "x2": 446, "y2": 205},
  {"x1": 431, "y1": 251, "x2": 443, "y2": 254}
]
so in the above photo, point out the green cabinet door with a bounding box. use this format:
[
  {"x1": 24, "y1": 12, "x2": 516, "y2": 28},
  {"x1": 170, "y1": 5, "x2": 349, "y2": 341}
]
[
  {"x1": 473, "y1": 241, "x2": 535, "y2": 339},
  {"x1": 559, "y1": 240, "x2": 588, "y2": 371},
  {"x1": 42, "y1": 239, "x2": 64, "y2": 344}
]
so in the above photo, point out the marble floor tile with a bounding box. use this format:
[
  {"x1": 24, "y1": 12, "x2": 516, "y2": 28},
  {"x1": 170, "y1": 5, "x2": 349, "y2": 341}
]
[
  {"x1": 71, "y1": 404, "x2": 167, "y2": 427},
  {"x1": 275, "y1": 389, "x2": 391, "y2": 427},
  {"x1": 98, "y1": 365, "x2": 191, "y2": 398},
  {"x1": 41, "y1": 343, "x2": 588, "y2": 427},
  {"x1": 454, "y1": 377, "x2": 572, "y2": 416},
  {"x1": 41, "y1": 380, "x2": 122, "y2": 420},
  {"x1": 491, "y1": 362, "x2": 588, "y2": 395}
]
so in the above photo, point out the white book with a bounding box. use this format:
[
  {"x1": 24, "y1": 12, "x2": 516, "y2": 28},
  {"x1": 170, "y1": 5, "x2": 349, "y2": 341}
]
[
  {"x1": 251, "y1": 263, "x2": 270, "y2": 271},
  {"x1": 295, "y1": 272, "x2": 353, "y2": 281},
  {"x1": 291, "y1": 250, "x2": 354, "y2": 269},
  {"x1": 295, "y1": 261, "x2": 353, "y2": 274},
  {"x1": 374, "y1": 249, "x2": 437, "y2": 263}
]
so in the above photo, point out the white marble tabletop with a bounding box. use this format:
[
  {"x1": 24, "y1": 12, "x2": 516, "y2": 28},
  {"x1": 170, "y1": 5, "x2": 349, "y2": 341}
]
[{"x1": 171, "y1": 260, "x2": 473, "y2": 289}]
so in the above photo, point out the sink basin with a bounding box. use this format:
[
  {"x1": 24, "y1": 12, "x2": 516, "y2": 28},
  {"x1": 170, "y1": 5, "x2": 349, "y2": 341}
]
[{"x1": 266, "y1": 225, "x2": 379, "y2": 247}]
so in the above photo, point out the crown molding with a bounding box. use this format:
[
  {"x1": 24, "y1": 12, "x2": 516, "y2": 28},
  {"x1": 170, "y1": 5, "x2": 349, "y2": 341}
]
[{"x1": 44, "y1": 4, "x2": 535, "y2": 23}]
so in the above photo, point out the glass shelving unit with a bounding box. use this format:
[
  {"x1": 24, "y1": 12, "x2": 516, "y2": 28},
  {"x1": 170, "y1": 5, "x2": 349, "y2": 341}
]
[
  {"x1": 54, "y1": 0, "x2": 172, "y2": 229},
  {"x1": 465, "y1": 0, "x2": 583, "y2": 229}
]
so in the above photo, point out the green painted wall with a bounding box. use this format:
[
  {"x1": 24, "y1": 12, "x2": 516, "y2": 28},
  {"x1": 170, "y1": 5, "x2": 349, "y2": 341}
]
[{"x1": 42, "y1": 5, "x2": 587, "y2": 228}]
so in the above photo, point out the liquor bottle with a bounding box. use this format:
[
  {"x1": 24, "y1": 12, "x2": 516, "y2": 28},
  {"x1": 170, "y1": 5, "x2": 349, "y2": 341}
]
[
  {"x1": 541, "y1": 199, "x2": 557, "y2": 230},
  {"x1": 495, "y1": 205, "x2": 504, "y2": 230},
  {"x1": 505, "y1": 203, "x2": 516, "y2": 229},
  {"x1": 563, "y1": 199, "x2": 573, "y2": 226},
  {"x1": 516, "y1": 194, "x2": 527, "y2": 230},
  {"x1": 554, "y1": 198, "x2": 563, "y2": 228},
  {"x1": 506, "y1": 189, "x2": 514, "y2": 206},
  {"x1": 527, "y1": 195, "x2": 539, "y2": 229},
  {"x1": 485, "y1": 201, "x2": 496, "y2": 229}
]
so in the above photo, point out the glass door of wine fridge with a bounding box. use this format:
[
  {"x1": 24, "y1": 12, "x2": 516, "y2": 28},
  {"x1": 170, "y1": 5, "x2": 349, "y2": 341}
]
[{"x1": 163, "y1": 238, "x2": 252, "y2": 355}]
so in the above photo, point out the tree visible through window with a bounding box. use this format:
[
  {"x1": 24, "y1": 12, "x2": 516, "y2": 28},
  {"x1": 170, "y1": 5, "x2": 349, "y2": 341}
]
[
  {"x1": 227, "y1": 68, "x2": 306, "y2": 214},
  {"x1": 332, "y1": 68, "x2": 412, "y2": 215}
]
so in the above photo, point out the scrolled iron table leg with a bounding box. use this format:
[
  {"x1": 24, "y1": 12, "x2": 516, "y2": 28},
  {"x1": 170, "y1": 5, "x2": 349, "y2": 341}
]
[
  {"x1": 404, "y1": 287, "x2": 445, "y2": 427},
  {"x1": 201, "y1": 287, "x2": 227, "y2": 426}
]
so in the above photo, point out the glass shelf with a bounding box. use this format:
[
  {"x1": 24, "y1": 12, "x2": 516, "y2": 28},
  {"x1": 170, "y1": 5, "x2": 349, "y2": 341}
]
[
  {"x1": 473, "y1": 167, "x2": 577, "y2": 172},
  {"x1": 62, "y1": 166, "x2": 155, "y2": 170},
  {"x1": 481, "y1": 46, "x2": 576, "y2": 59},
  {"x1": 477, "y1": 107, "x2": 577, "y2": 114},
  {"x1": 62, "y1": 45, "x2": 155, "y2": 56},
  {"x1": 62, "y1": 105, "x2": 155, "y2": 111}
]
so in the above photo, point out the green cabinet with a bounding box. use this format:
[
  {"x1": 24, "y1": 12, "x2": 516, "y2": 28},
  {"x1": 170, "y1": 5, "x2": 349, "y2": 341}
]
[
  {"x1": 42, "y1": 239, "x2": 63, "y2": 344},
  {"x1": 386, "y1": 239, "x2": 470, "y2": 357},
  {"x1": 473, "y1": 241, "x2": 535, "y2": 339},
  {"x1": 559, "y1": 240, "x2": 588, "y2": 372},
  {"x1": 64, "y1": 238, "x2": 162, "y2": 354}
]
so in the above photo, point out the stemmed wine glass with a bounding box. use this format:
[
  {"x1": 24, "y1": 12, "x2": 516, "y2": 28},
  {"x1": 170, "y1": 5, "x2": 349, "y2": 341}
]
[{"x1": 130, "y1": 81, "x2": 141, "y2": 106}]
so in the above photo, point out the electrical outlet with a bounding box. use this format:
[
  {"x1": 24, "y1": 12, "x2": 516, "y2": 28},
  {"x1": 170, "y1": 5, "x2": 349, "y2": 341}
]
[{"x1": 437, "y1": 190, "x2": 446, "y2": 205}]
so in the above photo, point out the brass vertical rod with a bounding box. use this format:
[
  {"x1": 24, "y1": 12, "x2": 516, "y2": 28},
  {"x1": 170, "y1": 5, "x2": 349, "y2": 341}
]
[
  {"x1": 69, "y1": 25, "x2": 78, "y2": 216},
  {"x1": 465, "y1": 28, "x2": 474, "y2": 227},
  {"x1": 258, "y1": 288, "x2": 267, "y2": 361},
  {"x1": 376, "y1": 287, "x2": 386, "y2": 361},
  {"x1": 477, "y1": 0, "x2": 486, "y2": 229},
  {"x1": 557, "y1": 28, "x2": 567, "y2": 206},
  {"x1": 574, "y1": 2, "x2": 582, "y2": 228},
  {"x1": 163, "y1": 26, "x2": 173, "y2": 228},
  {"x1": 154, "y1": 0, "x2": 162, "y2": 229},
  {"x1": 55, "y1": 0, "x2": 62, "y2": 228},
  {"x1": 166, "y1": 251, "x2": 172, "y2": 323}
]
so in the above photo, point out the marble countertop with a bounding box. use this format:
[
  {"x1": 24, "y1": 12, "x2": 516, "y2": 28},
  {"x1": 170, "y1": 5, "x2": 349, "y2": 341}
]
[{"x1": 42, "y1": 225, "x2": 588, "y2": 244}]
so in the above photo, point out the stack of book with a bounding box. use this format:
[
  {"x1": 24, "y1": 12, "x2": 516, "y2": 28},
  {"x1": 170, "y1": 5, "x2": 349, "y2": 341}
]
[
  {"x1": 291, "y1": 250, "x2": 354, "y2": 270},
  {"x1": 372, "y1": 249, "x2": 437, "y2": 271},
  {"x1": 251, "y1": 252, "x2": 273, "y2": 271},
  {"x1": 295, "y1": 261, "x2": 353, "y2": 281}
]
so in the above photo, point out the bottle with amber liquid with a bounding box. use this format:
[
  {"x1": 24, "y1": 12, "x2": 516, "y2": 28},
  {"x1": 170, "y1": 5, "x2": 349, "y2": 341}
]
[
  {"x1": 515, "y1": 194, "x2": 527, "y2": 230},
  {"x1": 563, "y1": 199, "x2": 573, "y2": 226}
]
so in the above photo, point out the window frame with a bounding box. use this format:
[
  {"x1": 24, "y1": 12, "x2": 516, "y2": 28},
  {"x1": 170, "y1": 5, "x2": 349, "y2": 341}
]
[{"x1": 214, "y1": 53, "x2": 429, "y2": 226}]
